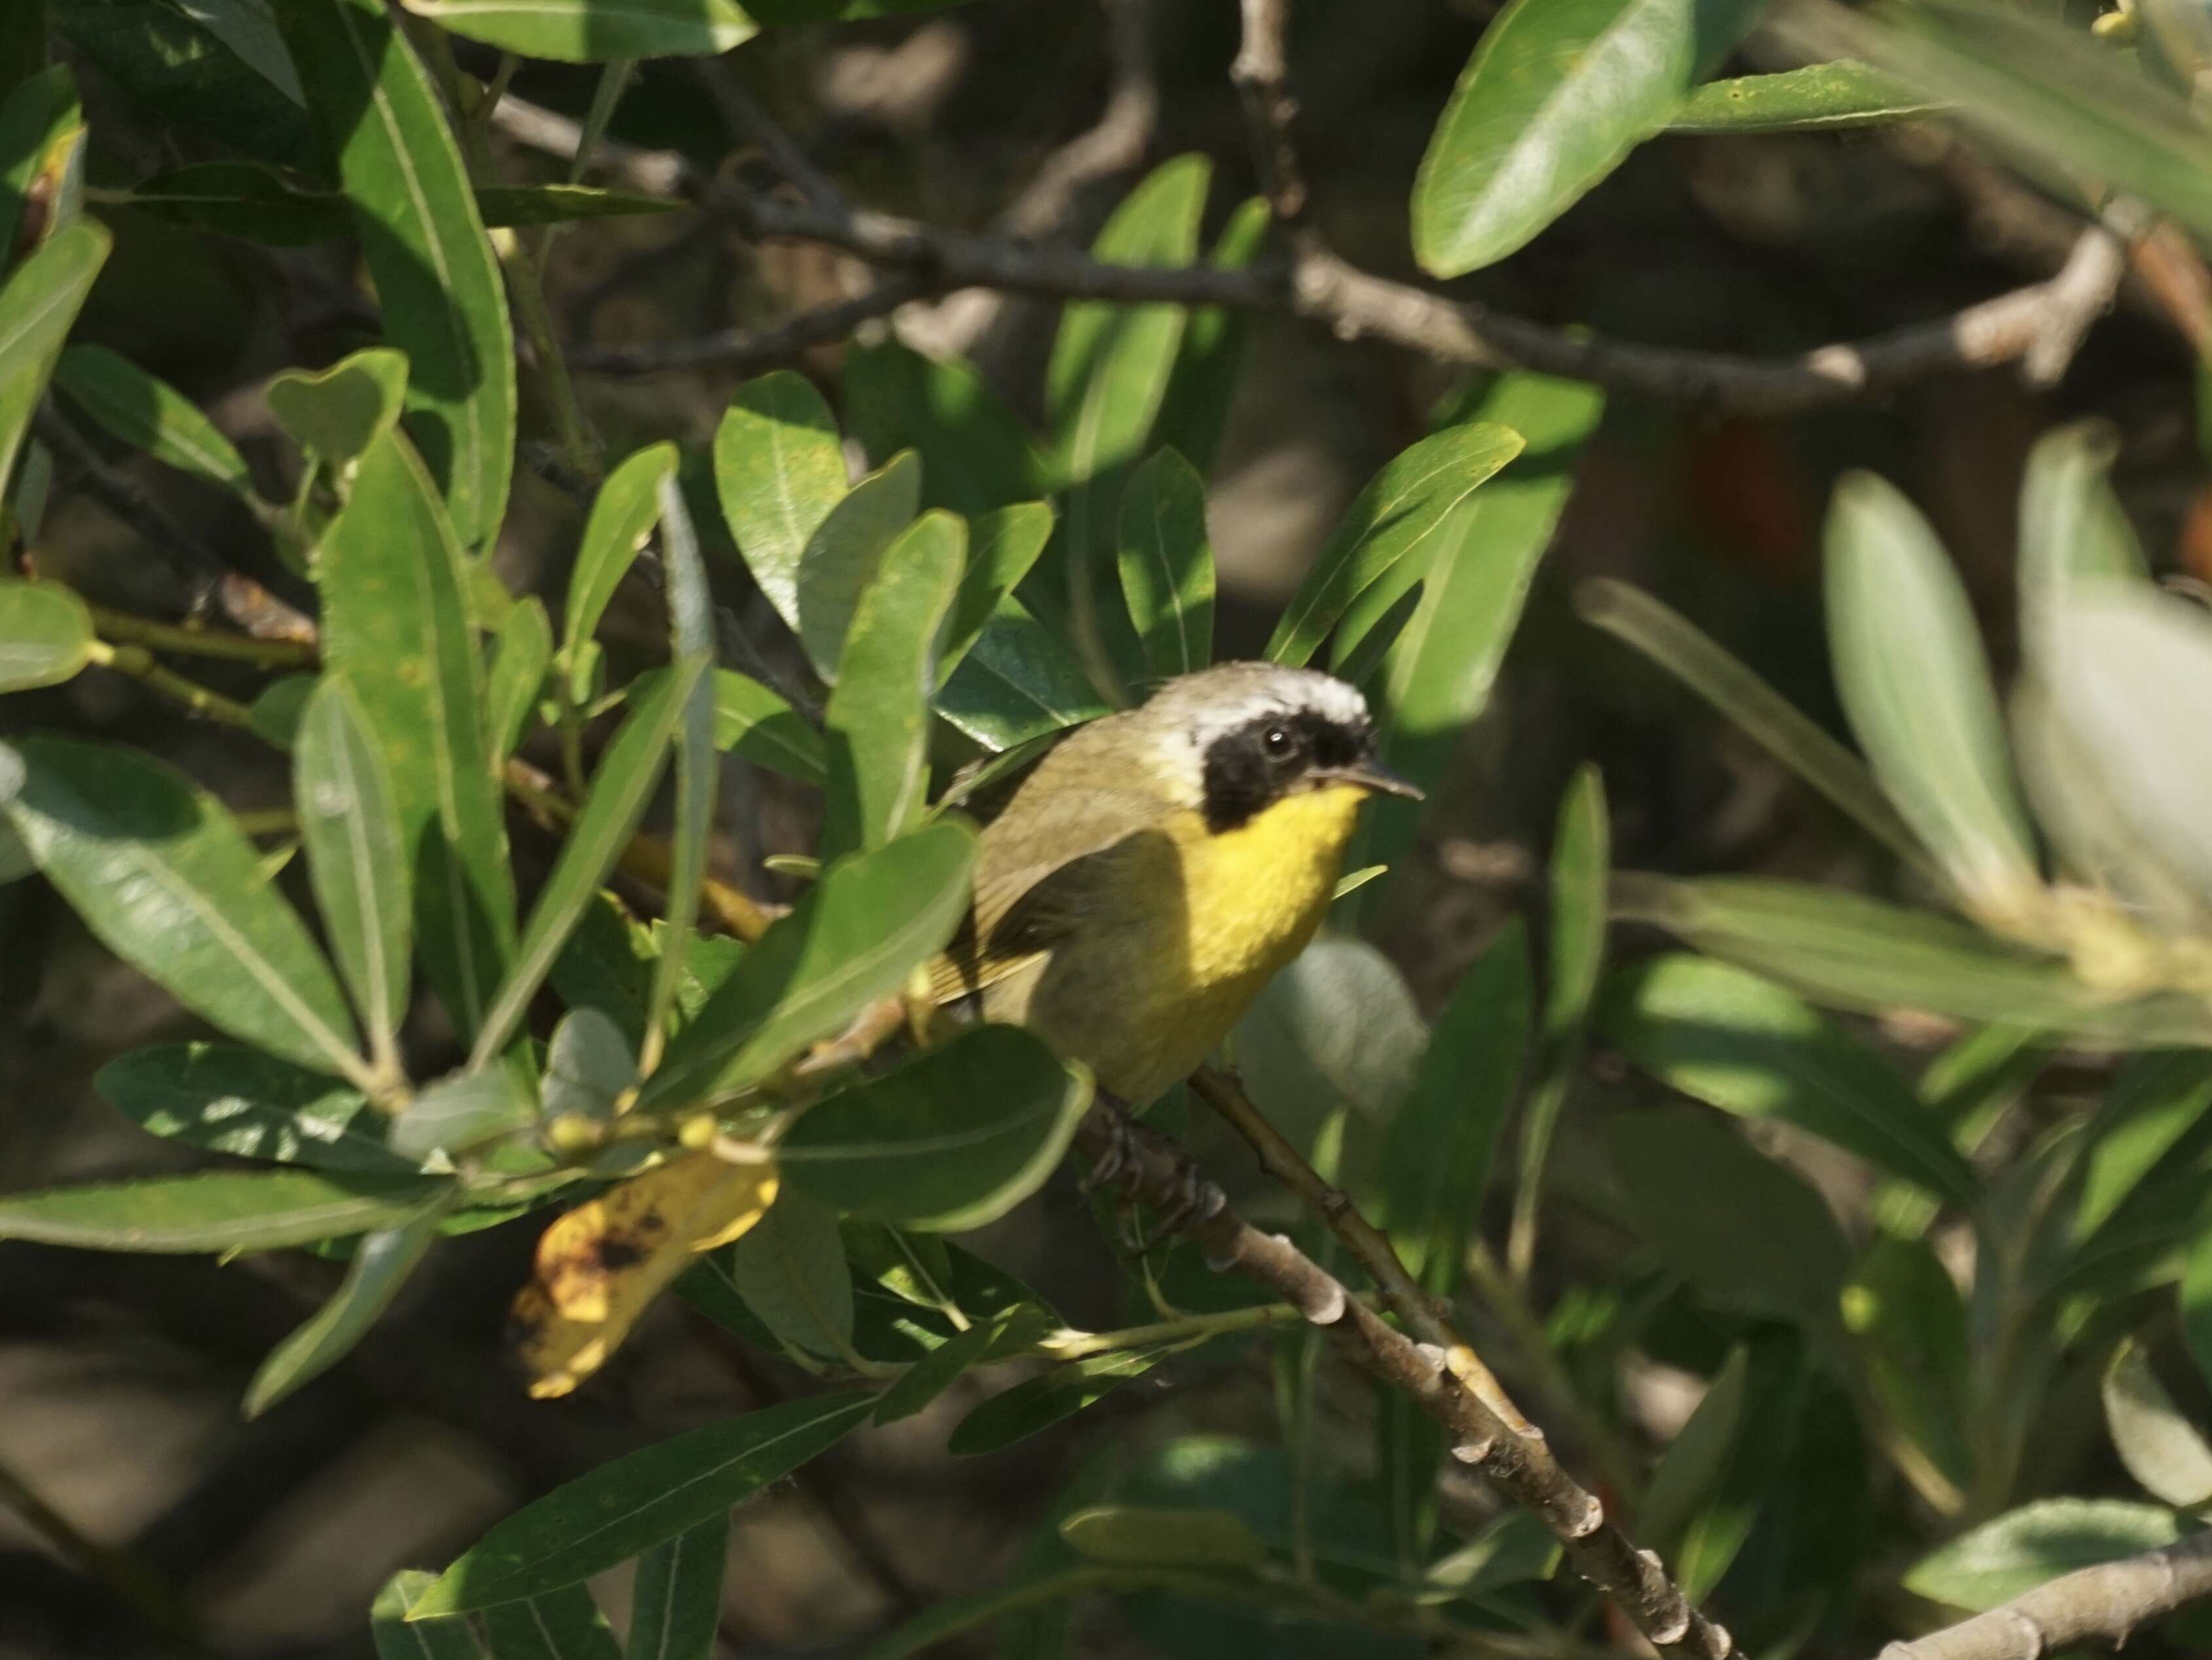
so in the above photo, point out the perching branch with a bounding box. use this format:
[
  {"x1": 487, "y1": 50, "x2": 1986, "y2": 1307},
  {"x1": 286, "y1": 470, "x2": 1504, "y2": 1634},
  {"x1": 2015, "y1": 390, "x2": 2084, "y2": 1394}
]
[
  {"x1": 1078, "y1": 1100, "x2": 1736, "y2": 1659},
  {"x1": 1876, "y1": 1530, "x2": 2212, "y2": 1660},
  {"x1": 1231, "y1": 0, "x2": 1307, "y2": 224}
]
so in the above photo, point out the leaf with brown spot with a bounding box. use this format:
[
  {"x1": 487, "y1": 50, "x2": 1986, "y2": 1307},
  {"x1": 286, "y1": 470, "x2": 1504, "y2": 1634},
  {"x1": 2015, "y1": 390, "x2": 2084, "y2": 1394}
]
[{"x1": 513, "y1": 1153, "x2": 779, "y2": 1398}]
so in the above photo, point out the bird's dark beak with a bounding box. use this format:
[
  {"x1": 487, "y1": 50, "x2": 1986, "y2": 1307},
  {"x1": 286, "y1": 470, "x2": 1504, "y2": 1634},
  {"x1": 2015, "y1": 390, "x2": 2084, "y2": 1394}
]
[{"x1": 1314, "y1": 762, "x2": 1424, "y2": 801}]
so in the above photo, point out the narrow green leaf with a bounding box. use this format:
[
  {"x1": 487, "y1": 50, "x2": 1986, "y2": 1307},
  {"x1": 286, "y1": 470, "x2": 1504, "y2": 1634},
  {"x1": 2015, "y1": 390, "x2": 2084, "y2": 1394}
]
[
  {"x1": 397, "y1": 0, "x2": 755, "y2": 62},
  {"x1": 871, "y1": 1304, "x2": 1052, "y2": 1427},
  {"x1": 935, "y1": 597, "x2": 1108, "y2": 751},
  {"x1": 949, "y1": 1348, "x2": 1171, "y2": 1457},
  {"x1": 96, "y1": 1042, "x2": 414, "y2": 1173},
  {"x1": 790, "y1": 451, "x2": 923, "y2": 682},
  {"x1": 1613, "y1": 874, "x2": 2212, "y2": 1045},
  {"x1": 1601, "y1": 955, "x2": 1979, "y2": 1208},
  {"x1": 625, "y1": 1517, "x2": 728, "y2": 1660},
  {"x1": 297, "y1": 678, "x2": 413, "y2": 1067},
  {"x1": 0, "y1": 67, "x2": 78, "y2": 263},
  {"x1": 1383, "y1": 921, "x2": 1532, "y2": 1293},
  {"x1": 843, "y1": 339, "x2": 1044, "y2": 517},
  {"x1": 0, "y1": 1168, "x2": 451, "y2": 1251},
  {"x1": 1825, "y1": 471, "x2": 2038, "y2": 912},
  {"x1": 1638, "y1": 1346, "x2": 1748, "y2": 1555},
  {"x1": 487, "y1": 597, "x2": 553, "y2": 763},
  {"x1": 1236, "y1": 935, "x2": 1425, "y2": 1142},
  {"x1": 783, "y1": 1025, "x2": 1092, "y2": 1232},
  {"x1": 1902, "y1": 1499, "x2": 2185, "y2": 1612},
  {"x1": 1059, "y1": 1506, "x2": 1268, "y2": 1570},
  {"x1": 245, "y1": 1189, "x2": 450, "y2": 1416},
  {"x1": 392, "y1": 1067, "x2": 536, "y2": 1160},
  {"x1": 482, "y1": 1586, "x2": 621, "y2": 1660},
  {"x1": 267, "y1": 346, "x2": 407, "y2": 464},
  {"x1": 0, "y1": 578, "x2": 92, "y2": 691},
  {"x1": 724, "y1": 1190, "x2": 855, "y2": 1362},
  {"x1": 1329, "y1": 586, "x2": 1423, "y2": 699},
  {"x1": 640, "y1": 819, "x2": 975, "y2": 1111},
  {"x1": 54, "y1": 0, "x2": 308, "y2": 162},
  {"x1": 1266, "y1": 422, "x2": 1524, "y2": 667},
  {"x1": 682, "y1": 665, "x2": 825, "y2": 784},
  {"x1": 564, "y1": 442, "x2": 676, "y2": 698},
  {"x1": 1843, "y1": 1235, "x2": 1973, "y2": 1496},
  {"x1": 1653, "y1": 1334, "x2": 1805, "y2": 1600},
  {"x1": 1418, "y1": 1513, "x2": 1560, "y2": 1603},
  {"x1": 1608, "y1": 1111, "x2": 1850, "y2": 1333},
  {"x1": 1152, "y1": 196, "x2": 1272, "y2": 480},
  {"x1": 1579, "y1": 578, "x2": 1932, "y2": 876},
  {"x1": 2103, "y1": 1337, "x2": 2212, "y2": 1509},
  {"x1": 714, "y1": 371, "x2": 849, "y2": 632},
  {"x1": 0, "y1": 217, "x2": 107, "y2": 509},
  {"x1": 1412, "y1": 0, "x2": 1771, "y2": 276},
  {"x1": 4, "y1": 735, "x2": 366, "y2": 1080},
  {"x1": 472, "y1": 667, "x2": 690, "y2": 1069},
  {"x1": 943, "y1": 502, "x2": 1055, "y2": 673},
  {"x1": 2076, "y1": 1054, "x2": 2212, "y2": 1244},
  {"x1": 412, "y1": 1392, "x2": 877, "y2": 1614},
  {"x1": 1667, "y1": 62, "x2": 1944, "y2": 133},
  {"x1": 2184, "y1": 1229, "x2": 2212, "y2": 1393},
  {"x1": 374, "y1": 1570, "x2": 488, "y2": 1660},
  {"x1": 53, "y1": 343, "x2": 253, "y2": 492},
  {"x1": 280, "y1": 0, "x2": 515, "y2": 547},
  {"x1": 1116, "y1": 447, "x2": 1213, "y2": 682},
  {"x1": 319, "y1": 426, "x2": 517, "y2": 1042},
  {"x1": 822, "y1": 509, "x2": 964, "y2": 858}
]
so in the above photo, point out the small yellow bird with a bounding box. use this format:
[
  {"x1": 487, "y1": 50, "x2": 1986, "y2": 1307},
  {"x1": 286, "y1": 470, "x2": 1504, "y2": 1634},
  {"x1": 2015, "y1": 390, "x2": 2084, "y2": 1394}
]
[{"x1": 933, "y1": 661, "x2": 1420, "y2": 1105}]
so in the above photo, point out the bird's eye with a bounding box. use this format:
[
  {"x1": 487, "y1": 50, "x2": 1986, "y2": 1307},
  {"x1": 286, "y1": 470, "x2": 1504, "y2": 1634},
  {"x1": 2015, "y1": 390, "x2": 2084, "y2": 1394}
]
[{"x1": 1263, "y1": 726, "x2": 1293, "y2": 757}]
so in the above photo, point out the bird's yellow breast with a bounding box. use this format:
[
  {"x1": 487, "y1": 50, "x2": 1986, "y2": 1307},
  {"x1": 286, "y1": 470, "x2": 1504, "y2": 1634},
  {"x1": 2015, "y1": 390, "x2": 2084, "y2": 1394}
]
[{"x1": 1003, "y1": 783, "x2": 1367, "y2": 1103}]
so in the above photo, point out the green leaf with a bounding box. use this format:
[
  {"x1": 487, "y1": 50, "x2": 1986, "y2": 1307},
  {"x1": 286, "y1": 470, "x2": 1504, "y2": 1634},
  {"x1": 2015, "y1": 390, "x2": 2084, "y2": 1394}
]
[
  {"x1": 1825, "y1": 471, "x2": 2038, "y2": 912},
  {"x1": 280, "y1": 0, "x2": 515, "y2": 547},
  {"x1": 625, "y1": 1517, "x2": 728, "y2": 1660},
  {"x1": 473, "y1": 666, "x2": 690, "y2": 1069},
  {"x1": 1903, "y1": 1499, "x2": 2186, "y2": 1612},
  {"x1": 1059, "y1": 1506, "x2": 1268, "y2": 1570},
  {"x1": 396, "y1": 0, "x2": 756, "y2": 61},
  {"x1": 1266, "y1": 422, "x2": 1524, "y2": 667},
  {"x1": 2037, "y1": 587, "x2": 2212, "y2": 913},
  {"x1": 2076, "y1": 1054, "x2": 2212, "y2": 1244},
  {"x1": 318, "y1": 424, "x2": 517, "y2": 1043},
  {"x1": 297, "y1": 678, "x2": 413, "y2": 1067},
  {"x1": 52, "y1": 1, "x2": 310, "y2": 165},
  {"x1": 1152, "y1": 196, "x2": 1271, "y2": 480},
  {"x1": 1579, "y1": 579, "x2": 1931, "y2": 876},
  {"x1": 2186, "y1": 1230, "x2": 2212, "y2": 1394},
  {"x1": 244, "y1": 1189, "x2": 450, "y2": 1416},
  {"x1": 52, "y1": 343, "x2": 253, "y2": 492},
  {"x1": 2103, "y1": 1337, "x2": 2212, "y2": 1509},
  {"x1": 249, "y1": 675, "x2": 316, "y2": 751},
  {"x1": 821, "y1": 509, "x2": 963, "y2": 857},
  {"x1": 0, "y1": 578, "x2": 92, "y2": 691},
  {"x1": 483, "y1": 1586, "x2": 621, "y2": 1660},
  {"x1": 1843, "y1": 1235, "x2": 1973, "y2": 1498},
  {"x1": 3, "y1": 735, "x2": 366, "y2": 1080},
  {"x1": 1046, "y1": 154, "x2": 1211, "y2": 695},
  {"x1": 0, "y1": 67, "x2": 79, "y2": 265},
  {"x1": 949, "y1": 1347, "x2": 1172, "y2": 1457},
  {"x1": 714, "y1": 371, "x2": 848, "y2": 630},
  {"x1": 0, "y1": 1168, "x2": 451, "y2": 1252},
  {"x1": 0, "y1": 217, "x2": 107, "y2": 509},
  {"x1": 1637, "y1": 1344, "x2": 1748, "y2": 1563},
  {"x1": 1511, "y1": 765, "x2": 1608, "y2": 1276},
  {"x1": 564, "y1": 441, "x2": 675, "y2": 699},
  {"x1": 374, "y1": 1570, "x2": 487, "y2": 1660},
  {"x1": 1116, "y1": 448, "x2": 1213, "y2": 682},
  {"x1": 783, "y1": 1025, "x2": 1092, "y2": 1231},
  {"x1": 1418, "y1": 1512, "x2": 1560, "y2": 1603},
  {"x1": 542, "y1": 1007, "x2": 636, "y2": 1124},
  {"x1": 1608, "y1": 1110, "x2": 1850, "y2": 1333},
  {"x1": 1667, "y1": 62, "x2": 1944, "y2": 133},
  {"x1": 724, "y1": 1190, "x2": 855, "y2": 1362},
  {"x1": 1650, "y1": 1334, "x2": 1804, "y2": 1601},
  {"x1": 1601, "y1": 955, "x2": 1978, "y2": 1208},
  {"x1": 267, "y1": 346, "x2": 408, "y2": 464},
  {"x1": 943, "y1": 502, "x2": 1055, "y2": 674},
  {"x1": 487, "y1": 597, "x2": 553, "y2": 763},
  {"x1": 1412, "y1": 0, "x2": 1770, "y2": 276},
  {"x1": 1234, "y1": 935, "x2": 1424, "y2": 1145},
  {"x1": 392, "y1": 1067, "x2": 536, "y2": 1160},
  {"x1": 1612, "y1": 874, "x2": 2212, "y2": 1046},
  {"x1": 686, "y1": 666, "x2": 825, "y2": 784},
  {"x1": 1384, "y1": 921, "x2": 1532, "y2": 1293},
  {"x1": 96, "y1": 1042, "x2": 415, "y2": 1172},
  {"x1": 843, "y1": 338, "x2": 1044, "y2": 517},
  {"x1": 158, "y1": 0, "x2": 302, "y2": 106},
  {"x1": 640, "y1": 819, "x2": 975, "y2": 1111},
  {"x1": 871, "y1": 1303, "x2": 1052, "y2": 1426},
  {"x1": 413, "y1": 1391, "x2": 876, "y2": 1615},
  {"x1": 935, "y1": 597, "x2": 1108, "y2": 751},
  {"x1": 790, "y1": 451, "x2": 923, "y2": 682}
]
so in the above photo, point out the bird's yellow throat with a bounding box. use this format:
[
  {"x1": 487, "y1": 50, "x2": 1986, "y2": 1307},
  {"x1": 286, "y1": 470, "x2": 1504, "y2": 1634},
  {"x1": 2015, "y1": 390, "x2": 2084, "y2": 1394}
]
[{"x1": 1173, "y1": 781, "x2": 1369, "y2": 987}]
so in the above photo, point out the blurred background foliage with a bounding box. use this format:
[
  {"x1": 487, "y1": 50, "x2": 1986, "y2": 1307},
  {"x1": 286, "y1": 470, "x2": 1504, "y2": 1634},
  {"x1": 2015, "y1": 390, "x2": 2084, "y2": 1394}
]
[{"x1": 10, "y1": 1, "x2": 2212, "y2": 1659}]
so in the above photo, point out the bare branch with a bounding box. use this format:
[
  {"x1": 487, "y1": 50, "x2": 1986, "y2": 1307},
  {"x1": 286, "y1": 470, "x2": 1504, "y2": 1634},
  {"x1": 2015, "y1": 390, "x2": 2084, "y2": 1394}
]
[
  {"x1": 692, "y1": 59, "x2": 847, "y2": 215},
  {"x1": 1231, "y1": 0, "x2": 1307, "y2": 223},
  {"x1": 1877, "y1": 1531, "x2": 2212, "y2": 1660},
  {"x1": 1080, "y1": 1101, "x2": 1734, "y2": 1659},
  {"x1": 2021, "y1": 198, "x2": 2145, "y2": 389},
  {"x1": 568, "y1": 274, "x2": 929, "y2": 377}
]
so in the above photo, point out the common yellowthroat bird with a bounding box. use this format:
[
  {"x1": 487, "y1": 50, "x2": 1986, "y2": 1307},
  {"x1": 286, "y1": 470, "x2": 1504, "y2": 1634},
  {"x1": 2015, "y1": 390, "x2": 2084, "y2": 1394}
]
[{"x1": 933, "y1": 661, "x2": 1421, "y2": 1105}]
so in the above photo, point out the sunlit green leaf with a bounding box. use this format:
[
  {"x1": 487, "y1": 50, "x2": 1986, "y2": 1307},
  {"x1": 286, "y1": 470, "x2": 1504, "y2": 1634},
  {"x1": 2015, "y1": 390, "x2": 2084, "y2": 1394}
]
[
  {"x1": 53, "y1": 343, "x2": 253, "y2": 492},
  {"x1": 1844, "y1": 1235, "x2": 1974, "y2": 1498},
  {"x1": 373, "y1": 1570, "x2": 487, "y2": 1660},
  {"x1": 0, "y1": 1168, "x2": 450, "y2": 1252},
  {"x1": 297, "y1": 677, "x2": 413, "y2": 1065},
  {"x1": 944, "y1": 501, "x2": 1055, "y2": 673},
  {"x1": 1116, "y1": 447, "x2": 1213, "y2": 682},
  {"x1": 563, "y1": 442, "x2": 675, "y2": 700},
  {"x1": 1902, "y1": 1498, "x2": 2185, "y2": 1612},
  {"x1": 843, "y1": 338, "x2": 1044, "y2": 517},
  {"x1": 949, "y1": 1346, "x2": 1172, "y2": 1456},
  {"x1": 0, "y1": 67, "x2": 80, "y2": 262},
  {"x1": 936, "y1": 597, "x2": 1108, "y2": 751},
  {"x1": 392, "y1": 1067, "x2": 536, "y2": 1160},
  {"x1": 0, "y1": 217, "x2": 107, "y2": 510},
  {"x1": 398, "y1": 0, "x2": 756, "y2": 60},
  {"x1": 0, "y1": 578, "x2": 92, "y2": 691},
  {"x1": 97, "y1": 1042, "x2": 415, "y2": 1173},
  {"x1": 1667, "y1": 62, "x2": 1942, "y2": 132},
  {"x1": 1152, "y1": 196, "x2": 1271, "y2": 480},
  {"x1": 267, "y1": 346, "x2": 407, "y2": 464},
  {"x1": 486, "y1": 597, "x2": 553, "y2": 764},
  {"x1": 714, "y1": 371, "x2": 848, "y2": 640},
  {"x1": 2103, "y1": 1337, "x2": 2212, "y2": 1509}
]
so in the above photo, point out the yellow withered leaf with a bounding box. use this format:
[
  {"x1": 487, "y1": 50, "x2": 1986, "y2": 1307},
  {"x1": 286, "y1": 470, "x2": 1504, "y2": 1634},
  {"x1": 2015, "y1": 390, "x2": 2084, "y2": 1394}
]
[{"x1": 512, "y1": 1152, "x2": 779, "y2": 1399}]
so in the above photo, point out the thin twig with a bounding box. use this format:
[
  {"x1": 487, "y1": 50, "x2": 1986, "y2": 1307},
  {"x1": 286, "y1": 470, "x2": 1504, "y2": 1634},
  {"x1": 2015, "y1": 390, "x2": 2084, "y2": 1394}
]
[
  {"x1": 84, "y1": 603, "x2": 317, "y2": 669},
  {"x1": 1231, "y1": 0, "x2": 1306, "y2": 223},
  {"x1": 568, "y1": 274, "x2": 927, "y2": 377},
  {"x1": 1080, "y1": 1102, "x2": 1734, "y2": 1659},
  {"x1": 2020, "y1": 201, "x2": 2142, "y2": 389},
  {"x1": 1877, "y1": 1529, "x2": 2212, "y2": 1660},
  {"x1": 692, "y1": 59, "x2": 847, "y2": 215}
]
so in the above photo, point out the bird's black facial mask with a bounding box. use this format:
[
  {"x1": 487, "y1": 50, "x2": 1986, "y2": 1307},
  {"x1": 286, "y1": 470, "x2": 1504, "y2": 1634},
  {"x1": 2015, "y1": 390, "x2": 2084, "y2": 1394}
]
[{"x1": 1200, "y1": 709, "x2": 1390, "y2": 832}]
